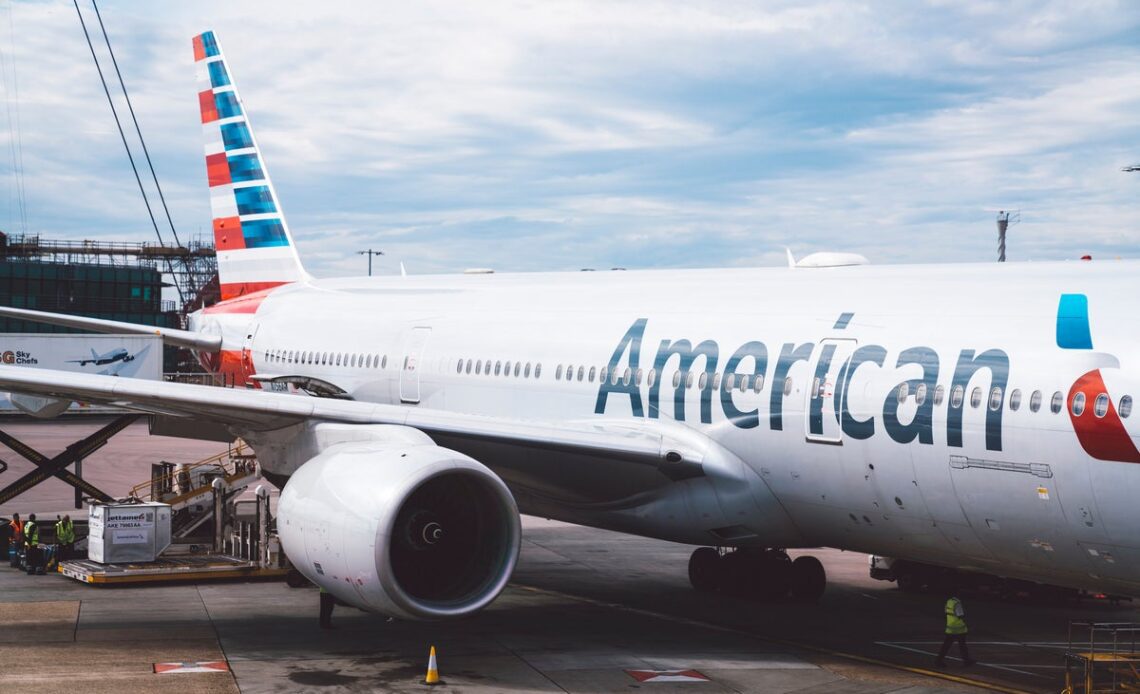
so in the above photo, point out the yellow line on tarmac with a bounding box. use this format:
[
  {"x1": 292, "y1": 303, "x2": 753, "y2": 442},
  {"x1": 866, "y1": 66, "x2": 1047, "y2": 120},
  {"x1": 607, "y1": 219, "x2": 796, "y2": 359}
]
[{"x1": 514, "y1": 584, "x2": 1034, "y2": 694}]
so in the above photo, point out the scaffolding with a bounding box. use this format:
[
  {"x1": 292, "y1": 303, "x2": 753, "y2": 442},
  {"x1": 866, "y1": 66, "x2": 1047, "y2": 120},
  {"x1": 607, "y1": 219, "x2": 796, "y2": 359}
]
[
  {"x1": 0, "y1": 233, "x2": 219, "y2": 314},
  {"x1": 1065, "y1": 622, "x2": 1140, "y2": 694}
]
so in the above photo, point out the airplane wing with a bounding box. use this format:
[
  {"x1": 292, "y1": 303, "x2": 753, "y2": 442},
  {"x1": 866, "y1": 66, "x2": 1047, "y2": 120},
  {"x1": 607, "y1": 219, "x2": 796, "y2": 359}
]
[
  {"x1": 0, "y1": 365, "x2": 708, "y2": 495},
  {"x1": 0, "y1": 306, "x2": 221, "y2": 352}
]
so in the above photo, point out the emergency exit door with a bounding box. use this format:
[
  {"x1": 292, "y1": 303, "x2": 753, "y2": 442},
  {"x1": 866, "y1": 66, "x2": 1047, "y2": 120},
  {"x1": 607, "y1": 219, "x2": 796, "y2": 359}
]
[{"x1": 399, "y1": 327, "x2": 431, "y2": 404}]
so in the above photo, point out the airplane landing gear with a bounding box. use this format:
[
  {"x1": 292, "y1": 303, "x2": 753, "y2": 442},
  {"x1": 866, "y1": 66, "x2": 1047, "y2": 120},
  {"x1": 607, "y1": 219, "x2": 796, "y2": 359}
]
[{"x1": 687, "y1": 547, "x2": 826, "y2": 602}]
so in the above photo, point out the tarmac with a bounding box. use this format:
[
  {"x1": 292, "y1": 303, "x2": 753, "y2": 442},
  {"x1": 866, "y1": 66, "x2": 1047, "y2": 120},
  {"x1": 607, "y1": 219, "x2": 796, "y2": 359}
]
[{"x1": 2, "y1": 418, "x2": 1139, "y2": 693}]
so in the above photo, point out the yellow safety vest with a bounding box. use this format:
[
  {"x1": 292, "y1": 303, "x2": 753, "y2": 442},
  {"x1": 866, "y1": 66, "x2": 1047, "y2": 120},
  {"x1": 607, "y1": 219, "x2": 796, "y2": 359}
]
[
  {"x1": 56, "y1": 520, "x2": 75, "y2": 544},
  {"x1": 24, "y1": 521, "x2": 38, "y2": 546},
  {"x1": 945, "y1": 597, "x2": 967, "y2": 635}
]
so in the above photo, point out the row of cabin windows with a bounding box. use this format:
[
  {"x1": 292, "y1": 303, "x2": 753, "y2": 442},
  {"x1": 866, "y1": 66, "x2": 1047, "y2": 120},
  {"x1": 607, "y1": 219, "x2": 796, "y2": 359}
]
[
  {"x1": 886, "y1": 381, "x2": 1133, "y2": 419},
  {"x1": 457, "y1": 359, "x2": 543, "y2": 379},
  {"x1": 264, "y1": 349, "x2": 389, "y2": 369},
  {"x1": 553, "y1": 364, "x2": 771, "y2": 393}
]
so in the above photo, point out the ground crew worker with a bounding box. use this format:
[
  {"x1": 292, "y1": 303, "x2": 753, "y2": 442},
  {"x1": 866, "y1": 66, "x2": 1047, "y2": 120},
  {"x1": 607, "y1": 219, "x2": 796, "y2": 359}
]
[
  {"x1": 24, "y1": 513, "x2": 40, "y2": 574},
  {"x1": 56, "y1": 514, "x2": 75, "y2": 561},
  {"x1": 7, "y1": 513, "x2": 22, "y2": 567},
  {"x1": 935, "y1": 592, "x2": 976, "y2": 667},
  {"x1": 319, "y1": 586, "x2": 335, "y2": 629}
]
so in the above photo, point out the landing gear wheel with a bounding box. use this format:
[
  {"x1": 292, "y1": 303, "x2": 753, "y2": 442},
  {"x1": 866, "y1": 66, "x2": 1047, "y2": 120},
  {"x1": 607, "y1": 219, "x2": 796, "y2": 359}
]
[
  {"x1": 688, "y1": 547, "x2": 722, "y2": 592},
  {"x1": 756, "y1": 551, "x2": 793, "y2": 601},
  {"x1": 789, "y1": 555, "x2": 826, "y2": 601}
]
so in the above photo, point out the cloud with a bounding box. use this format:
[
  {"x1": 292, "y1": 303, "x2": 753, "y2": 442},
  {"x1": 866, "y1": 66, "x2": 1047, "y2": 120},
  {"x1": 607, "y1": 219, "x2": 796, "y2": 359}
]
[{"x1": 0, "y1": 0, "x2": 1138, "y2": 290}]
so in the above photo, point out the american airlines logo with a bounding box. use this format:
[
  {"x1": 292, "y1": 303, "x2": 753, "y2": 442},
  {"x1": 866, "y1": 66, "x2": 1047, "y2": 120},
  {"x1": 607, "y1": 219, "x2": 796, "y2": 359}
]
[{"x1": 595, "y1": 318, "x2": 1009, "y2": 452}]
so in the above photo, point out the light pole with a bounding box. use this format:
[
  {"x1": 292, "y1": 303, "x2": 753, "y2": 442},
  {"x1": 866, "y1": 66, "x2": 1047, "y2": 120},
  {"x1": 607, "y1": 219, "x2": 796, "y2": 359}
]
[{"x1": 357, "y1": 249, "x2": 384, "y2": 276}]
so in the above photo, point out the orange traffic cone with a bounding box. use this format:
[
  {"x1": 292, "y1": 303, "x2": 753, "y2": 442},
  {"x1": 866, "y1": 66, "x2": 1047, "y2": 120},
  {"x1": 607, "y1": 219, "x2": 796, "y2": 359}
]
[{"x1": 424, "y1": 645, "x2": 441, "y2": 685}]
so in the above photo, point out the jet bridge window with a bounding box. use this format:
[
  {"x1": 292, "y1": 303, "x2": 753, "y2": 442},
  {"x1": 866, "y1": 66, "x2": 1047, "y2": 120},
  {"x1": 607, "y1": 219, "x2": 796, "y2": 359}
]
[
  {"x1": 1120, "y1": 395, "x2": 1133, "y2": 418},
  {"x1": 1050, "y1": 391, "x2": 1063, "y2": 414},
  {"x1": 1009, "y1": 389, "x2": 1022, "y2": 411},
  {"x1": 1072, "y1": 392, "x2": 1086, "y2": 417},
  {"x1": 1094, "y1": 393, "x2": 1109, "y2": 418}
]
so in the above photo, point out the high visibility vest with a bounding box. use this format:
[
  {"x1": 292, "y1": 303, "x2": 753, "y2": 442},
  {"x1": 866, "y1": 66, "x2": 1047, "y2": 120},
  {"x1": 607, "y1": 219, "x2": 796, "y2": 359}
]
[
  {"x1": 24, "y1": 521, "x2": 38, "y2": 546},
  {"x1": 56, "y1": 520, "x2": 75, "y2": 544},
  {"x1": 945, "y1": 597, "x2": 968, "y2": 635},
  {"x1": 8, "y1": 519, "x2": 22, "y2": 544}
]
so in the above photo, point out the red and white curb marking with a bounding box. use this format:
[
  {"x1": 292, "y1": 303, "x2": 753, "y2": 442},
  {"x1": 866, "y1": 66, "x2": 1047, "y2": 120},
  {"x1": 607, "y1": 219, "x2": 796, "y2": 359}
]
[
  {"x1": 626, "y1": 669, "x2": 710, "y2": 683},
  {"x1": 154, "y1": 661, "x2": 230, "y2": 674}
]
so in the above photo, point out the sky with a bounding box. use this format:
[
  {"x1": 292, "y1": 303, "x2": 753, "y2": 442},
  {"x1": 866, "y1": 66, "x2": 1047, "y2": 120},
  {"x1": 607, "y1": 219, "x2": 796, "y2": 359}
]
[{"x1": 1, "y1": 0, "x2": 1139, "y2": 282}]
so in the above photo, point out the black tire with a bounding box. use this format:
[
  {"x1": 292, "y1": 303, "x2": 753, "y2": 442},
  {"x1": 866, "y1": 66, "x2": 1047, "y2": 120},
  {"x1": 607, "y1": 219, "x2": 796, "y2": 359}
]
[
  {"x1": 688, "y1": 547, "x2": 721, "y2": 592},
  {"x1": 757, "y1": 552, "x2": 793, "y2": 601},
  {"x1": 285, "y1": 569, "x2": 309, "y2": 588},
  {"x1": 789, "y1": 555, "x2": 827, "y2": 601}
]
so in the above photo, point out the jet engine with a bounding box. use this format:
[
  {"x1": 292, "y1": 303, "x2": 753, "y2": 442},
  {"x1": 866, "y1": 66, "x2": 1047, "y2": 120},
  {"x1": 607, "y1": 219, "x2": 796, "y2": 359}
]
[{"x1": 277, "y1": 440, "x2": 521, "y2": 620}]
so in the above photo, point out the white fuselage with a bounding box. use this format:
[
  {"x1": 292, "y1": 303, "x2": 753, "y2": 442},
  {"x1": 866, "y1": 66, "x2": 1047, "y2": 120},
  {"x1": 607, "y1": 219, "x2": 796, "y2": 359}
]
[{"x1": 192, "y1": 260, "x2": 1140, "y2": 595}]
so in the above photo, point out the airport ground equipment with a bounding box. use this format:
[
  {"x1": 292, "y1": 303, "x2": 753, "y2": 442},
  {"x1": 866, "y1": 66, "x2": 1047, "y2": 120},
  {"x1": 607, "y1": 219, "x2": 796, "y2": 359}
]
[
  {"x1": 87, "y1": 501, "x2": 171, "y2": 563},
  {"x1": 0, "y1": 415, "x2": 131, "y2": 507},
  {"x1": 58, "y1": 445, "x2": 287, "y2": 585},
  {"x1": 1064, "y1": 622, "x2": 1140, "y2": 694}
]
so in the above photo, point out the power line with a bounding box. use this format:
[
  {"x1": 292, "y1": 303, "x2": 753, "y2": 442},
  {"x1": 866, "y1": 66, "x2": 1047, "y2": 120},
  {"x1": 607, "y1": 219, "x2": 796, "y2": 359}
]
[{"x1": 72, "y1": 0, "x2": 183, "y2": 305}]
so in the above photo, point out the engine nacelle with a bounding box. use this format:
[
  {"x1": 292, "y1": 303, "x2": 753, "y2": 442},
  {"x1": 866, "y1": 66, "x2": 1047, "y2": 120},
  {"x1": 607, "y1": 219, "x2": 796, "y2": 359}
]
[{"x1": 277, "y1": 440, "x2": 521, "y2": 620}]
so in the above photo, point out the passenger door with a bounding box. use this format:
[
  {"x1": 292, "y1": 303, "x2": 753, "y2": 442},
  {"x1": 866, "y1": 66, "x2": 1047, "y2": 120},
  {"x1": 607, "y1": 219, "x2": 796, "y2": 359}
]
[
  {"x1": 804, "y1": 339, "x2": 857, "y2": 444},
  {"x1": 399, "y1": 327, "x2": 432, "y2": 404}
]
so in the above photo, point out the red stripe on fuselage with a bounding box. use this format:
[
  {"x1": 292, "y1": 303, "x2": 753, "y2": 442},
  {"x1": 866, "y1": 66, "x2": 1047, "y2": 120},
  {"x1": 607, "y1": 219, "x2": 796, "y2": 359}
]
[
  {"x1": 1069, "y1": 370, "x2": 1140, "y2": 463},
  {"x1": 210, "y1": 283, "x2": 287, "y2": 306}
]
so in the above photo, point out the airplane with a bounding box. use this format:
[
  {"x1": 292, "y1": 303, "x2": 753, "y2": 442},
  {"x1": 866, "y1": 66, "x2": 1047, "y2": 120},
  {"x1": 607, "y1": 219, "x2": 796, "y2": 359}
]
[
  {"x1": 0, "y1": 30, "x2": 1138, "y2": 621},
  {"x1": 68, "y1": 347, "x2": 135, "y2": 367}
]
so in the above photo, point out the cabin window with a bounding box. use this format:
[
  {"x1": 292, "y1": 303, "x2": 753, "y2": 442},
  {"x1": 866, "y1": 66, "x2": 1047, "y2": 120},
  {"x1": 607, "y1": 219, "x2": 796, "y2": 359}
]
[
  {"x1": 503, "y1": 361, "x2": 511, "y2": 376},
  {"x1": 969, "y1": 387, "x2": 982, "y2": 408},
  {"x1": 349, "y1": 354, "x2": 356, "y2": 367},
  {"x1": 600, "y1": 366, "x2": 608, "y2": 384},
  {"x1": 686, "y1": 372, "x2": 695, "y2": 388},
  {"x1": 647, "y1": 369, "x2": 656, "y2": 387},
  {"x1": 1119, "y1": 395, "x2": 1133, "y2": 418},
  {"x1": 465, "y1": 360, "x2": 472, "y2": 374},
  {"x1": 555, "y1": 365, "x2": 563, "y2": 380},
  {"x1": 534, "y1": 363, "x2": 542, "y2": 378},
  {"x1": 897, "y1": 383, "x2": 909, "y2": 403},
  {"x1": 494, "y1": 361, "x2": 502, "y2": 376},
  {"x1": 1072, "y1": 392, "x2": 1086, "y2": 417},
  {"x1": 754, "y1": 374, "x2": 765, "y2": 393},
  {"x1": 623, "y1": 368, "x2": 632, "y2": 386},
  {"x1": 711, "y1": 372, "x2": 720, "y2": 390},
  {"x1": 738, "y1": 374, "x2": 749, "y2": 392},
  {"x1": 524, "y1": 362, "x2": 531, "y2": 378},
  {"x1": 1029, "y1": 390, "x2": 1042, "y2": 412},
  {"x1": 576, "y1": 366, "x2": 584, "y2": 382},
  {"x1": 989, "y1": 387, "x2": 1003, "y2": 411},
  {"x1": 382, "y1": 355, "x2": 388, "y2": 368},
  {"x1": 724, "y1": 373, "x2": 735, "y2": 391},
  {"x1": 915, "y1": 383, "x2": 927, "y2": 406},
  {"x1": 783, "y1": 377, "x2": 793, "y2": 396},
  {"x1": 514, "y1": 362, "x2": 521, "y2": 377},
  {"x1": 673, "y1": 371, "x2": 681, "y2": 388},
  {"x1": 950, "y1": 385, "x2": 963, "y2": 408},
  {"x1": 1050, "y1": 391, "x2": 1063, "y2": 414},
  {"x1": 1009, "y1": 389, "x2": 1022, "y2": 411},
  {"x1": 476, "y1": 360, "x2": 483, "y2": 375},
  {"x1": 698, "y1": 372, "x2": 708, "y2": 390},
  {"x1": 456, "y1": 360, "x2": 463, "y2": 374},
  {"x1": 1094, "y1": 393, "x2": 1109, "y2": 418},
  {"x1": 933, "y1": 384, "x2": 945, "y2": 406},
  {"x1": 636, "y1": 368, "x2": 644, "y2": 386}
]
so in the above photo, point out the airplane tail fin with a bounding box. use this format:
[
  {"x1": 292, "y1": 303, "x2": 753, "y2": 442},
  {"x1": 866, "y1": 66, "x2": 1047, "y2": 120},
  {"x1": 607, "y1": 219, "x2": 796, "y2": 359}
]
[
  {"x1": 193, "y1": 31, "x2": 307, "y2": 301},
  {"x1": 91, "y1": 348, "x2": 98, "y2": 359}
]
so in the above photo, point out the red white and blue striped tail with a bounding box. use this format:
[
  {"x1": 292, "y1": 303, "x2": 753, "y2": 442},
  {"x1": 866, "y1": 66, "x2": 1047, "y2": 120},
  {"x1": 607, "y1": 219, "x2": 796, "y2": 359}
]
[{"x1": 193, "y1": 30, "x2": 307, "y2": 301}]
